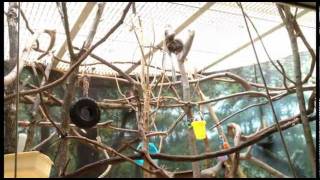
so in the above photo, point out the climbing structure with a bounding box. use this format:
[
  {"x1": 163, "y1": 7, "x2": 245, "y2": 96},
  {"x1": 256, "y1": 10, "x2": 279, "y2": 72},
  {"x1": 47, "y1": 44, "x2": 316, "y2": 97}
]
[{"x1": 4, "y1": 2, "x2": 317, "y2": 178}]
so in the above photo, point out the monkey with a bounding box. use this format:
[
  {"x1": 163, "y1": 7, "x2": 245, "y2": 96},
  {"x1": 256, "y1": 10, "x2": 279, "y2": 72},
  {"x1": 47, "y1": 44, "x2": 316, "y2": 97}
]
[
  {"x1": 164, "y1": 28, "x2": 184, "y2": 55},
  {"x1": 164, "y1": 25, "x2": 185, "y2": 83}
]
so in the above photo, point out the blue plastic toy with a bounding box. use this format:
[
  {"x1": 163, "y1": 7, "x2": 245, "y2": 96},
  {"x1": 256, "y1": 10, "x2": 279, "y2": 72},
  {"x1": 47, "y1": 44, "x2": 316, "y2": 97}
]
[{"x1": 135, "y1": 142, "x2": 159, "y2": 166}]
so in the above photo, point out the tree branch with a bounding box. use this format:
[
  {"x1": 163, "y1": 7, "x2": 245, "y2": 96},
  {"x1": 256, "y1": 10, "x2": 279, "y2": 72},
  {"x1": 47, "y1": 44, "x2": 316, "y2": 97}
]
[
  {"x1": 277, "y1": 4, "x2": 316, "y2": 176},
  {"x1": 62, "y1": 113, "x2": 314, "y2": 177},
  {"x1": 57, "y1": 2, "x2": 75, "y2": 59},
  {"x1": 240, "y1": 156, "x2": 289, "y2": 178},
  {"x1": 4, "y1": 31, "x2": 42, "y2": 86},
  {"x1": 4, "y1": 2, "x2": 133, "y2": 102}
]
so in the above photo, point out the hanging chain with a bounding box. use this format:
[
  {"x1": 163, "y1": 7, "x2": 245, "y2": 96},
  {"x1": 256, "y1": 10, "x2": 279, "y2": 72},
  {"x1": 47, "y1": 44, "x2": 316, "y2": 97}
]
[
  {"x1": 82, "y1": 75, "x2": 90, "y2": 97},
  {"x1": 81, "y1": 58, "x2": 90, "y2": 97}
]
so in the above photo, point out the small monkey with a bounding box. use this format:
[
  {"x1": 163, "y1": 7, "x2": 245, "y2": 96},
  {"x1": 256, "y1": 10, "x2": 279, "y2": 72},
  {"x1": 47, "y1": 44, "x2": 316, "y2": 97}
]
[
  {"x1": 164, "y1": 25, "x2": 184, "y2": 82},
  {"x1": 164, "y1": 28, "x2": 184, "y2": 55}
]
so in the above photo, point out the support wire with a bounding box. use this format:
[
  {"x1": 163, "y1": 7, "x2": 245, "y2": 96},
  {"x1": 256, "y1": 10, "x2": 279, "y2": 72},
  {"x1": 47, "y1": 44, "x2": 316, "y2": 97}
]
[
  {"x1": 14, "y1": 2, "x2": 21, "y2": 178},
  {"x1": 237, "y1": 2, "x2": 297, "y2": 178}
]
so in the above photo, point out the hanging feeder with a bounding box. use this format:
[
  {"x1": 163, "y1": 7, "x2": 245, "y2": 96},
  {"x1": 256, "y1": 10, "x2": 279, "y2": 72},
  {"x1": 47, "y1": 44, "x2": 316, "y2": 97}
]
[
  {"x1": 69, "y1": 97, "x2": 100, "y2": 129},
  {"x1": 134, "y1": 143, "x2": 159, "y2": 166},
  {"x1": 191, "y1": 120, "x2": 207, "y2": 140}
]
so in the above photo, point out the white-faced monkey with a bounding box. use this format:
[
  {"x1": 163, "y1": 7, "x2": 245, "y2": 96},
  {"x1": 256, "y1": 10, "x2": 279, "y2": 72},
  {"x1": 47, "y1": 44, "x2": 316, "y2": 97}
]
[{"x1": 164, "y1": 25, "x2": 184, "y2": 82}]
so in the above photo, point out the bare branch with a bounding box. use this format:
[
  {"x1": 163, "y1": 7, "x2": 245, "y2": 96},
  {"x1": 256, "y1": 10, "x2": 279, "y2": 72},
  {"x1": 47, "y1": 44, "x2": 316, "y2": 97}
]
[
  {"x1": 62, "y1": 113, "x2": 314, "y2": 177},
  {"x1": 5, "y1": 2, "x2": 133, "y2": 101},
  {"x1": 227, "y1": 123, "x2": 242, "y2": 177},
  {"x1": 4, "y1": 31, "x2": 42, "y2": 86},
  {"x1": 174, "y1": 28, "x2": 200, "y2": 177},
  {"x1": 178, "y1": 30, "x2": 195, "y2": 63},
  {"x1": 37, "y1": 30, "x2": 56, "y2": 60},
  {"x1": 277, "y1": 4, "x2": 316, "y2": 176},
  {"x1": 57, "y1": 2, "x2": 75, "y2": 59},
  {"x1": 240, "y1": 156, "x2": 289, "y2": 178}
]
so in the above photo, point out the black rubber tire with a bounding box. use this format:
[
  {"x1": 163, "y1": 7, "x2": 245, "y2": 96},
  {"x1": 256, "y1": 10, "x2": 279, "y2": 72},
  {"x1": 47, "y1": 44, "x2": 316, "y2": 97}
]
[{"x1": 69, "y1": 97, "x2": 100, "y2": 129}]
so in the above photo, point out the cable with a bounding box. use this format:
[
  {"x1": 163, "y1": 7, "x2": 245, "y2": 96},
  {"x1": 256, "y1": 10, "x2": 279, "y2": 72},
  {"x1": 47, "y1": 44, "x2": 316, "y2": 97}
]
[
  {"x1": 254, "y1": 64, "x2": 265, "y2": 128},
  {"x1": 238, "y1": 2, "x2": 297, "y2": 178},
  {"x1": 14, "y1": 2, "x2": 21, "y2": 178}
]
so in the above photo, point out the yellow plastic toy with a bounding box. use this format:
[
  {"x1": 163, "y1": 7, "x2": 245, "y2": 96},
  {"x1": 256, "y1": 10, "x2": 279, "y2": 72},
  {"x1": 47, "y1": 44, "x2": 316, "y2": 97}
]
[
  {"x1": 4, "y1": 151, "x2": 53, "y2": 178},
  {"x1": 191, "y1": 120, "x2": 207, "y2": 140}
]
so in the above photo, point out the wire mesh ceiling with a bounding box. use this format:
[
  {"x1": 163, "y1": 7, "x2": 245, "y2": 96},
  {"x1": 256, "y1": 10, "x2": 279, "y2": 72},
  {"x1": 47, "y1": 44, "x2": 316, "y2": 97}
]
[{"x1": 4, "y1": 2, "x2": 316, "y2": 76}]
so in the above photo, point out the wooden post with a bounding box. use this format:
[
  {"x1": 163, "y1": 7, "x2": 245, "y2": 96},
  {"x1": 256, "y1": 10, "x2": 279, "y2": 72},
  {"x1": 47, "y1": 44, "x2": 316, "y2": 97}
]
[{"x1": 175, "y1": 30, "x2": 201, "y2": 177}]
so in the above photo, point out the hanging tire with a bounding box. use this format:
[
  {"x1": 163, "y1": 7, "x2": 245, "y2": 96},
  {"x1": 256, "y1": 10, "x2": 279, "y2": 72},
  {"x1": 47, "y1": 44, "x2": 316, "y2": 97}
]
[{"x1": 69, "y1": 97, "x2": 100, "y2": 129}]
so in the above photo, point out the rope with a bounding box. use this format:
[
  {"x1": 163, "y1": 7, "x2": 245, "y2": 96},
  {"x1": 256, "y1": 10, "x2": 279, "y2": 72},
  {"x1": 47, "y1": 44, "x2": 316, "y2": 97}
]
[
  {"x1": 14, "y1": 2, "x2": 21, "y2": 178},
  {"x1": 81, "y1": 56, "x2": 90, "y2": 97},
  {"x1": 82, "y1": 75, "x2": 90, "y2": 97},
  {"x1": 237, "y1": 2, "x2": 297, "y2": 177}
]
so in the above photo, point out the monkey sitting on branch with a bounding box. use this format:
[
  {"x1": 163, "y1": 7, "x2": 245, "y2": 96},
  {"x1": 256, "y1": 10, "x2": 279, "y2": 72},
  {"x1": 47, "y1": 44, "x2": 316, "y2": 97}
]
[
  {"x1": 163, "y1": 25, "x2": 195, "y2": 83},
  {"x1": 163, "y1": 25, "x2": 185, "y2": 83},
  {"x1": 165, "y1": 26, "x2": 184, "y2": 56}
]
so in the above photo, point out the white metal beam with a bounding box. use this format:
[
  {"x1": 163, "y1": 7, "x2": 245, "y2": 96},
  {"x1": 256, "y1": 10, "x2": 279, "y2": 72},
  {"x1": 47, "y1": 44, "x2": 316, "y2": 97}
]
[
  {"x1": 198, "y1": 9, "x2": 310, "y2": 73},
  {"x1": 125, "y1": 2, "x2": 216, "y2": 74},
  {"x1": 53, "y1": 2, "x2": 96, "y2": 67}
]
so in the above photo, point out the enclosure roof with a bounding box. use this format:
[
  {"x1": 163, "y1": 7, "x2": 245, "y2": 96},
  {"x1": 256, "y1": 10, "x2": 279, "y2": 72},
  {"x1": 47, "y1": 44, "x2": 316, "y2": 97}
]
[{"x1": 4, "y1": 2, "x2": 316, "y2": 76}]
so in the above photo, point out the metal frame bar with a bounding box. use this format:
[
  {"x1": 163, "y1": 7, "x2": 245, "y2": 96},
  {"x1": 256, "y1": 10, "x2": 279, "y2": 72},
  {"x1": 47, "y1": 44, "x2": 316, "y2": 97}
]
[
  {"x1": 53, "y1": 2, "x2": 96, "y2": 68},
  {"x1": 276, "y1": 2, "x2": 316, "y2": 11},
  {"x1": 125, "y1": 2, "x2": 216, "y2": 74},
  {"x1": 198, "y1": 9, "x2": 309, "y2": 73}
]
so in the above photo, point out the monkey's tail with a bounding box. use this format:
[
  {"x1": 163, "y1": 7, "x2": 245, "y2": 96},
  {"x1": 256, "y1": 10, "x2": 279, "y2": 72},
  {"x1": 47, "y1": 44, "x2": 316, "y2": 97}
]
[{"x1": 170, "y1": 54, "x2": 177, "y2": 83}]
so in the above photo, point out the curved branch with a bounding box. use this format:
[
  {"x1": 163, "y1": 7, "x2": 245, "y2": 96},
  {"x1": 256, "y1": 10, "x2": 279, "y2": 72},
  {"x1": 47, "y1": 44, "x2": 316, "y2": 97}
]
[
  {"x1": 227, "y1": 123, "x2": 242, "y2": 177},
  {"x1": 240, "y1": 156, "x2": 289, "y2": 178},
  {"x1": 37, "y1": 30, "x2": 56, "y2": 60},
  {"x1": 62, "y1": 113, "x2": 314, "y2": 177},
  {"x1": 4, "y1": 2, "x2": 133, "y2": 101},
  {"x1": 63, "y1": 135, "x2": 169, "y2": 177},
  {"x1": 18, "y1": 120, "x2": 113, "y2": 129},
  {"x1": 5, "y1": 31, "x2": 42, "y2": 86},
  {"x1": 291, "y1": 15, "x2": 316, "y2": 84}
]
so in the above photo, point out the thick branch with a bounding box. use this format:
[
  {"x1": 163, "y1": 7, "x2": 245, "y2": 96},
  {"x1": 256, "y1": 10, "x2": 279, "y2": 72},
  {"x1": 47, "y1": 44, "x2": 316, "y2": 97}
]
[
  {"x1": 277, "y1": 5, "x2": 316, "y2": 176},
  {"x1": 227, "y1": 123, "x2": 241, "y2": 177},
  {"x1": 174, "y1": 29, "x2": 200, "y2": 177},
  {"x1": 4, "y1": 2, "x2": 133, "y2": 102},
  {"x1": 57, "y1": 2, "x2": 75, "y2": 59},
  {"x1": 4, "y1": 2, "x2": 19, "y2": 154},
  {"x1": 4, "y1": 31, "x2": 42, "y2": 86},
  {"x1": 240, "y1": 156, "x2": 289, "y2": 178},
  {"x1": 291, "y1": 15, "x2": 316, "y2": 84},
  {"x1": 56, "y1": 2, "x2": 79, "y2": 174},
  {"x1": 62, "y1": 113, "x2": 314, "y2": 177}
]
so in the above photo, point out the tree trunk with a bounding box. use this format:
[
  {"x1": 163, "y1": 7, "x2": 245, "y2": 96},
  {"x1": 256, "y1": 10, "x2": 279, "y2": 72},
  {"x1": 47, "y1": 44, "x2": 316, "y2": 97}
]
[
  {"x1": 4, "y1": 2, "x2": 19, "y2": 154},
  {"x1": 55, "y1": 45, "x2": 82, "y2": 176},
  {"x1": 277, "y1": 5, "x2": 316, "y2": 176},
  {"x1": 177, "y1": 45, "x2": 201, "y2": 177}
]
